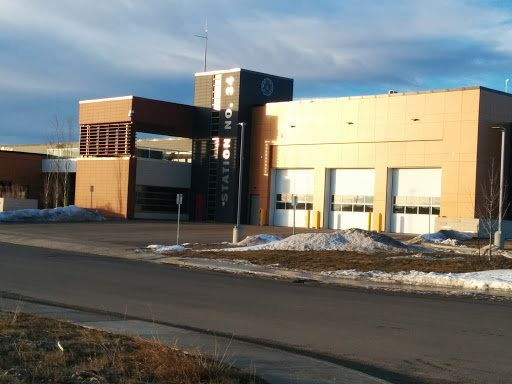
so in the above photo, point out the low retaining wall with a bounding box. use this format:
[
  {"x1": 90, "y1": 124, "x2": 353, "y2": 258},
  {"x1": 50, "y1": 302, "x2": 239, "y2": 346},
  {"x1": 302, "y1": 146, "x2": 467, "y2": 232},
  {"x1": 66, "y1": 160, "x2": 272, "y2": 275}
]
[
  {"x1": 435, "y1": 217, "x2": 512, "y2": 239},
  {"x1": 0, "y1": 198, "x2": 38, "y2": 212}
]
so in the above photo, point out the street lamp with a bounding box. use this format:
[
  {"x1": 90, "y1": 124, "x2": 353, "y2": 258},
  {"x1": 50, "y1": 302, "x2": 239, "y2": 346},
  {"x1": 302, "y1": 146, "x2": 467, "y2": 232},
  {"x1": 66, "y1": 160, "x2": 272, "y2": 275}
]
[
  {"x1": 233, "y1": 122, "x2": 246, "y2": 243},
  {"x1": 492, "y1": 126, "x2": 507, "y2": 249},
  {"x1": 506, "y1": 79, "x2": 509, "y2": 93}
]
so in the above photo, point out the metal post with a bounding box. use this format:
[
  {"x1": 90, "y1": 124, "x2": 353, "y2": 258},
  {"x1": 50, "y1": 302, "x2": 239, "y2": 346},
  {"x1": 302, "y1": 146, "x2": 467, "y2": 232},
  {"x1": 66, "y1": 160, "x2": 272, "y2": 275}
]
[
  {"x1": 176, "y1": 194, "x2": 183, "y2": 245},
  {"x1": 203, "y1": 22, "x2": 208, "y2": 72},
  {"x1": 233, "y1": 122, "x2": 246, "y2": 243},
  {"x1": 292, "y1": 195, "x2": 297, "y2": 235},
  {"x1": 428, "y1": 197, "x2": 432, "y2": 242},
  {"x1": 195, "y1": 22, "x2": 208, "y2": 72},
  {"x1": 90, "y1": 185, "x2": 94, "y2": 209},
  {"x1": 493, "y1": 126, "x2": 507, "y2": 249}
]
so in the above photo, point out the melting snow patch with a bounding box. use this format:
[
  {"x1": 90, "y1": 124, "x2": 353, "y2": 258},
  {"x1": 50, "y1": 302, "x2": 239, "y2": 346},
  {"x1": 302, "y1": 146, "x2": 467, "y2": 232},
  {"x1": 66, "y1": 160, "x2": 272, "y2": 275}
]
[
  {"x1": 0, "y1": 205, "x2": 105, "y2": 222},
  {"x1": 479, "y1": 245, "x2": 512, "y2": 259},
  {"x1": 237, "y1": 234, "x2": 282, "y2": 246},
  {"x1": 386, "y1": 254, "x2": 465, "y2": 260},
  {"x1": 147, "y1": 244, "x2": 188, "y2": 252},
  {"x1": 439, "y1": 230, "x2": 473, "y2": 240},
  {"x1": 408, "y1": 230, "x2": 470, "y2": 246},
  {"x1": 321, "y1": 269, "x2": 512, "y2": 291}
]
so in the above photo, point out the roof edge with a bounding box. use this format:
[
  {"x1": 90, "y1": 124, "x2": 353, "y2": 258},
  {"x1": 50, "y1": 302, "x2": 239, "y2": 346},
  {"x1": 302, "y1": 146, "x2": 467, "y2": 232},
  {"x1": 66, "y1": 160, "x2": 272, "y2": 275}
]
[{"x1": 79, "y1": 96, "x2": 133, "y2": 104}]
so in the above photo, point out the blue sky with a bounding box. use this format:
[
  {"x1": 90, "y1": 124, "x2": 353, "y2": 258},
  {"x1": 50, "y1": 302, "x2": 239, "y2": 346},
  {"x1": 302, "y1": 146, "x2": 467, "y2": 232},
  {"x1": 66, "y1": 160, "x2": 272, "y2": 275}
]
[{"x1": 1, "y1": 0, "x2": 511, "y2": 144}]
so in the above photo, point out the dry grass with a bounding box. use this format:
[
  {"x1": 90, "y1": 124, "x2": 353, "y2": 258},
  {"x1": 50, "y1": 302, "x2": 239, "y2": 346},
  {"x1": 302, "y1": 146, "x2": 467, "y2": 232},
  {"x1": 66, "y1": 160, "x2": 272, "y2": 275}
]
[
  {"x1": 0, "y1": 311, "x2": 266, "y2": 384},
  {"x1": 168, "y1": 246, "x2": 512, "y2": 274}
]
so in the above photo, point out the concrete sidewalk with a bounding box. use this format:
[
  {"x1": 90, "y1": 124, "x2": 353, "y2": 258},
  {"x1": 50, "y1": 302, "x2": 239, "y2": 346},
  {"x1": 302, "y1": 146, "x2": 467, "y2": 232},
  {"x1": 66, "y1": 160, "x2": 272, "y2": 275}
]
[{"x1": 0, "y1": 297, "x2": 390, "y2": 384}]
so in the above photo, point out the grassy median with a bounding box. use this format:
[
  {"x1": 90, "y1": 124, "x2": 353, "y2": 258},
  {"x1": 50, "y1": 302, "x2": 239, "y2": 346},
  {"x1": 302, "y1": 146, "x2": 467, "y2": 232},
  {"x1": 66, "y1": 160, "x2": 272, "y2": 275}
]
[{"x1": 0, "y1": 311, "x2": 266, "y2": 384}]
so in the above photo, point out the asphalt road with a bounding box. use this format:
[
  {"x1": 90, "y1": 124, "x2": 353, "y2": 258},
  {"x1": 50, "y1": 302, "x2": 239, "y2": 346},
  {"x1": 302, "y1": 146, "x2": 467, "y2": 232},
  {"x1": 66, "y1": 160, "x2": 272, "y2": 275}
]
[{"x1": 1, "y1": 241, "x2": 511, "y2": 384}]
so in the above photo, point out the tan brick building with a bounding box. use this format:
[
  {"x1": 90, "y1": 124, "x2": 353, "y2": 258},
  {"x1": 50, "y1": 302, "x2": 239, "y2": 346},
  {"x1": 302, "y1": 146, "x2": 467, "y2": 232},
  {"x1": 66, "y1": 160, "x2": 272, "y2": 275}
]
[
  {"x1": 73, "y1": 70, "x2": 512, "y2": 235},
  {"x1": 249, "y1": 87, "x2": 512, "y2": 234}
]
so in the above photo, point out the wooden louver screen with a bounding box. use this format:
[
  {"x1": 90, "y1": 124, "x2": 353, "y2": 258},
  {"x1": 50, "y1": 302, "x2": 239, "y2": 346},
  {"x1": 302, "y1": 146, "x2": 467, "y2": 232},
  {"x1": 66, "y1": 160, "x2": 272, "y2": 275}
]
[{"x1": 79, "y1": 123, "x2": 134, "y2": 157}]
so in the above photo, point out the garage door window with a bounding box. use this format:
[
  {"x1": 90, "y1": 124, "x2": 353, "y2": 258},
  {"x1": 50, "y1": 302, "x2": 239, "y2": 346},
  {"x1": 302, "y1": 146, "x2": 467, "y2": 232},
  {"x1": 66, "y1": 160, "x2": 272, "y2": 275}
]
[
  {"x1": 331, "y1": 195, "x2": 373, "y2": 212},
  {"x1": 276, "y1": 194, "x2": 313, "y2": 210},
  {"x1": 393, "y1": 196, "x2": 440, "y2": 215}
]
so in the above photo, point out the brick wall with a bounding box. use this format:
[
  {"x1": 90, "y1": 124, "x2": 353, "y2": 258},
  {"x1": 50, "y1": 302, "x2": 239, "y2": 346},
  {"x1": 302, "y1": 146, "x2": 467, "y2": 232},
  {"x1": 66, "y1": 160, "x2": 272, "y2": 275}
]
[
  {"x1": 0, "y1": 151, "x2": 45, "y2": 206},
  {"x1": 75, "y1": 157, "x2": 135, "y2": 218}
]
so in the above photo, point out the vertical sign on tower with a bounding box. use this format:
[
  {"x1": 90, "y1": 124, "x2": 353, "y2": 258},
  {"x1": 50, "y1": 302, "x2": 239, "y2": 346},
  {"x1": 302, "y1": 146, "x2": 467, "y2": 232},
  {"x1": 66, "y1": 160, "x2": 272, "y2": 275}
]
[{"x1": 216, "y1": 72, "x2": 239, "y2": 222}]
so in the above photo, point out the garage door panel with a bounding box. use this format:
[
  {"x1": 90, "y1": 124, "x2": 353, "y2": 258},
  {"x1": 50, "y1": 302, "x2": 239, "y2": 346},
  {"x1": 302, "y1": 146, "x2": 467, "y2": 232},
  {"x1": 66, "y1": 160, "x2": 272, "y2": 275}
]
[
  {"x1": 329, "y1": 211, "x2": 371, "y2": 230},
  {"x1": 390, "y1": 168, "x2": 441, "y2": 234},
  {"x1": 274, "y1": 210, "x2": 310, "y2": 227},
  {"x1": 329, "y1": 169, "x2": 375, "y2": 230},
  {"x1": 273, "y1": 169, "x2": 314, "y2": 228}
]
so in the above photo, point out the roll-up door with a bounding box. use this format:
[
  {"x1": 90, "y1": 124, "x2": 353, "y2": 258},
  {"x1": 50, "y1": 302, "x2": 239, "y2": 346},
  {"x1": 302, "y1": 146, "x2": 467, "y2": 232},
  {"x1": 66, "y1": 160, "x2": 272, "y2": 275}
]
[
  {"x1": 273, "y1": 169, "x2": 314, "y2": 227},
  {"x1": 390, "y1": 168, "x2": 441, "y2": 234},
  {"x1": 328, "y1": 169, "x2": 375, "y2": 230}
]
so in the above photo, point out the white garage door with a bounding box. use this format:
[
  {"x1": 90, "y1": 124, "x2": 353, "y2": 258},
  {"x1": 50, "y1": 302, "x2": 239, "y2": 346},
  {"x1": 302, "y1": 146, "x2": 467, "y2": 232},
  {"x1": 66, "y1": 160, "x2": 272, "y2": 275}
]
[
  {"x1": 328, "y1": 169, "x2": 375, "y2": 230},
  {"x1": 390, "y1": 168, "x2": 441, "y2": 234},
  {"x1": 273, "y1": 169, "x2": 314, "y2": 227}
]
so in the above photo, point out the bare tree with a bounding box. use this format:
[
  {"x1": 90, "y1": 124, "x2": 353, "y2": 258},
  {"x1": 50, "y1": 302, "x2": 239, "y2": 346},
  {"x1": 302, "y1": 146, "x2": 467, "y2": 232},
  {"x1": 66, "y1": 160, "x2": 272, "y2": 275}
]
[
  {"x1": 42, "y1": 171, "x2": 53, "y2": 208},
  {"x1": 476, "y1": 157, "x2": 509, "y2": 261},
  {"x1": 43, "y1": 116, "x2": 76, "y2": 208}
]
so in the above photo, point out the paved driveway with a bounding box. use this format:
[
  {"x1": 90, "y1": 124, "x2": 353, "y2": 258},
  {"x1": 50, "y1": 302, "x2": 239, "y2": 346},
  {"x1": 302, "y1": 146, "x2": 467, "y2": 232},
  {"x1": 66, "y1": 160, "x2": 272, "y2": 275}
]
[{"x1": 0, "y1": 220, "x2": 416, "y2": 249}]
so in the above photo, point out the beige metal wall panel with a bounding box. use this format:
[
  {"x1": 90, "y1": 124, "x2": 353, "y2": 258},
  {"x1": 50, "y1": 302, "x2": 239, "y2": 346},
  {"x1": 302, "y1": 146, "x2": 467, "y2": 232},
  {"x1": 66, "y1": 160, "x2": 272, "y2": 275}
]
[
  {"x1": 249, "y1": 87, "x2": 492, "y2": 231},
  {"x1": 79, "y1": 97, "x2": 133, "y2": 125}
]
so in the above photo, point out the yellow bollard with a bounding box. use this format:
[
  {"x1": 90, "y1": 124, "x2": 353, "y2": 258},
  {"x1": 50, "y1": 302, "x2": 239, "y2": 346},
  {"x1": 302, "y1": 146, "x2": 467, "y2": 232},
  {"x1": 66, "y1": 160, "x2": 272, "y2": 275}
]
[
  {"x1": 367, "y1": 212, "x2": 372, "y2": 231},
  {"x1": 307, "y1": 210, "x2": 311, "y2": 229},
  {"x1": 259, "y1": 208, "x2": 265, "y2": 226},
  {"x1": 315, "y1": 211, "x2": 321, "y2": 229},
  {"x1": 377, "y1": 213, "x2": 382, "y2": 233}
]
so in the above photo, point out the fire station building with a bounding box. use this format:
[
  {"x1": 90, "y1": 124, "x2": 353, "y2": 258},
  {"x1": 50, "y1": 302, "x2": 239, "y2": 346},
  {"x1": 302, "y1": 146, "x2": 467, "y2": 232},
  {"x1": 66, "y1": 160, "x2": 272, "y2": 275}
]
[{"x1": 73, "y1": 68, "x2": 512, "y2": 235}]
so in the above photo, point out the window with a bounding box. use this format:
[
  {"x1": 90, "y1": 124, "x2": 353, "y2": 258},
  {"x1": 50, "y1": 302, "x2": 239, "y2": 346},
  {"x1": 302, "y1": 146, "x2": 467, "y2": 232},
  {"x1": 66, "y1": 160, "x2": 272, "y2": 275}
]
[
  {"x1": 393, "y1": 196, "x2": 440, "y2": 215},
  {"x1": 135, "y1": 185, "x2": 188, "y2": 213},
  {"x1": 0, "y1": 182, "x2": 28, "y2": 199},
  {"x1": 331, "y1": 195, "x2": 373, "y2": 213},
  {"x1": 275, "y1": 194, "x2": 313, "y2": 210}
]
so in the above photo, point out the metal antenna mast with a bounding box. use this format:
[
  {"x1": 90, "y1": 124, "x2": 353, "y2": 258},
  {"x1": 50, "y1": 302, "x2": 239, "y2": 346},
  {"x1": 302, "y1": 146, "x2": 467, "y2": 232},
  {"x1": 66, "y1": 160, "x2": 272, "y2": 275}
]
[{"x1": 195, "y1": 21, "x2": 208, "y2": 72}]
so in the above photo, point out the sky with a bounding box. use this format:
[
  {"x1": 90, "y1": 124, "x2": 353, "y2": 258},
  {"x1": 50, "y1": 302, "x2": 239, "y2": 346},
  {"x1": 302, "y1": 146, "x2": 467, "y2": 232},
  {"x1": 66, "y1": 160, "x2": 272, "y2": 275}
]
[{"x1": 1, "y1": 0, "x2": 511, "y2": 145}]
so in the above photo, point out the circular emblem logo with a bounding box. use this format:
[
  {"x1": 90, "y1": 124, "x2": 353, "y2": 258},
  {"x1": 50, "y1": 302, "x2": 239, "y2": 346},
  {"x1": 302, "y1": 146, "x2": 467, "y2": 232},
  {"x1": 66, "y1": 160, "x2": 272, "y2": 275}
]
[{"x1": 261, "y1": 78, "x2": 274, "y2": 96}]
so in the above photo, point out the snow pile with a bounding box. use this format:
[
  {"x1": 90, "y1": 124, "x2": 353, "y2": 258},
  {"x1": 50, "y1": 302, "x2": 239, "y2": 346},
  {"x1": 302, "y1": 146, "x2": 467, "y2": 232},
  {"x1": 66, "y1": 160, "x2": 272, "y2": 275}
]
[
  {"x1": 227, "y1": 228, "x2": 412, "y2": 252},
  {"x1": 439, "y1": 230, "x2": 472, "y2": 240},
  {"x1": 321, "y1": 269, "x2": 512, "y2": 292},
  {"x1": 0, "y1": 205, "x2": 105, "y2": 222},
  {"x1": 408, "y1": 230, "x2": 471, "y2": 246},
  {"x1": 236, "y1": 234, "x2": 283, "y2": 246},
  {"x1": 386, "y1": 254, "x2": 464, "y2": 260},
  {"x1": 478, "y1": 245, "x2": 512, "y2": 259},
  {"x1": 147, "y1": 244, "x2": 188, "y2": 252}
]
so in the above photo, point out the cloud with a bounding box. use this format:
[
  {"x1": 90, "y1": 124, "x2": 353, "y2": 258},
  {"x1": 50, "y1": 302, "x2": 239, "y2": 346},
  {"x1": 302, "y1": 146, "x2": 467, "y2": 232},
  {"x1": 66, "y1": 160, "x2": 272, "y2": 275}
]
[
  {"x1": 1, "y1": 0, "x2": 510, "y2": 90},
  {"x1": 1, "y1": 0, "x2": 512, "y2": 143}
]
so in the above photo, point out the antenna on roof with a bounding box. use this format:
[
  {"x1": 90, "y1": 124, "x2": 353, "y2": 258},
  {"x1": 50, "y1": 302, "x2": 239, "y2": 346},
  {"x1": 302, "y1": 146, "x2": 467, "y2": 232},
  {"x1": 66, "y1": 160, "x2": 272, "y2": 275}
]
[{"x1": 195, "y1": 21, "x2": 208, "y2": 72}]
